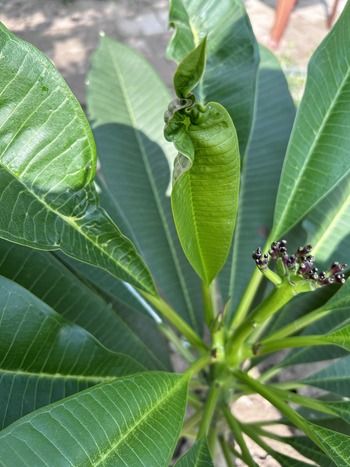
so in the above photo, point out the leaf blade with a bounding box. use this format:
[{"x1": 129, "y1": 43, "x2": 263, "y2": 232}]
[
  {"x1": 0, "y1": 22, "x2": 155, "y2": 295},
  {"x1": 0, "y1": 372, "x2": 188, "y2": 466}
]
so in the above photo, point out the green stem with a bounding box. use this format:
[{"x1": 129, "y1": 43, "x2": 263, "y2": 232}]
[
  {"x1": 222, "y1": 406, "x2": 256, "y2": 467},
  {"x1": 257, "y1": 334, "x2": 329, "y2": 355},
  {"x1": 197, "y1": 383, "x2": 220, "y2": 439},
  {"x1": 202, "y1": 281, "x2": 216, "y2": 327},
  {"x1": 227, "y1": 280, "x2": 315, "y2": 366},
  {"x1": 239, "y1": 423, "x2": 277, "y2": 458},
  {"x1": 234, "y1": 371, "x2": 308, "y2": 431},
  {"x1": 218, "y1": 436, "x2": 235, "y2": 467},
  {"x1": 269, "y1": 386, "x2": 335, "y2": 416},
  {"x1": 185, "y1": 353, "x2": 212, "y2": 377},
  {"x1": 230, "y1": 268, "x2": 263, "y2": 330},
  {"x1": 158, "y1": 323, "x2": 195, "y2": 362},
  {"x1": 229, "y1": 233, "x2": 275, "y2": 330},
  {"x1": 142, "y1": 292, "x2": 208, "y2": 351},
  {"x1": 263, "y1": 307, "x2": 331, "y2": 343},
  {"x1": 259, "y1": 365, "x2": 283, "y2": 383}
]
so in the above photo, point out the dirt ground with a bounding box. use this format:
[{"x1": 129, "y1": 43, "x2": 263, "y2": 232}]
[{"x1": 0, "y1": 0, "x2": 346, "y2": 465}]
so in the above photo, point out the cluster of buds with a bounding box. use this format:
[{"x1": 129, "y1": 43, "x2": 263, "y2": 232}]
[{"x1": 252, "y1": 240, "x2": 347, "y2": 286}]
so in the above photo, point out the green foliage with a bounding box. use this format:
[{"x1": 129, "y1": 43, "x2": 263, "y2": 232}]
[{"x1": 1, "y1": 0, "x2": 350, "y2": 465}]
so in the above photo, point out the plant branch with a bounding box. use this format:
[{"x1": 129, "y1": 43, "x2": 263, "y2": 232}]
[
  {"x1": 141, "y1": 292, "x2": 208, "y2": 351},
  {"x1": 158, "y1": 323, "x2": 195, "y2": 362},
  {"x1": 262, "y1": 307, "x2": 331, "y2": 343},
  {"x1": 222, "y1": 405, "x2": 257, "y2": 467},
  {"x1": 218, "y1": 435, "x2": 235, "y2": 467},
  {"x1": 197, "y1": 383, "x2": 220, "y2": 439},
  {"x1": 257, "y1": 334, "x2": 329, "y2": 355},
  {"x1": 202, "y1": 281, "x2": 216, "y2": 327}
]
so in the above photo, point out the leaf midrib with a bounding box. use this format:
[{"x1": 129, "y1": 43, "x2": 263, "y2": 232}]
[
  {"x1": 275, "y1": 59, "x2": 350, "y2": 237},
  {"x1": 94, "y1": 376, "x2": 186, "y2": 466},
  {"x1": 0, "y1": 166, "x2": 150, "y2": 292},
  {"x1": 0, "y1": 368, "x2": 116, "y2": 384},
  {"x1": 106, "y1": 41, "x2": 198, "y2": 329}
]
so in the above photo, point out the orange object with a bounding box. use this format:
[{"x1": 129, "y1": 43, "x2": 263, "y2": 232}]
[{"x1": 270, "y1": 0, "x2": 340, "y2": 48}]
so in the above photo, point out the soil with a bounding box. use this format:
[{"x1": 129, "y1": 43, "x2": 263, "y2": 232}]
[{"x1": 0, "y1": 0, "x2": 346, "y2": 465}]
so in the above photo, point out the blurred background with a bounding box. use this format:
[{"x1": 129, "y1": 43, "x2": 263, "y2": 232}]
[{"x1": 0, "y1": 0, "x2": 346, "y2": 106}]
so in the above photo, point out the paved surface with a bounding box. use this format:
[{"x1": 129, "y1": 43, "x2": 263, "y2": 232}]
[{"x1": 0, "y1": 0, "x2": 346, "y2": 104}]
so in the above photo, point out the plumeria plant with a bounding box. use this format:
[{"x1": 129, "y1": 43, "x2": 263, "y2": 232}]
[{"x1": 0, "y1": 0, "x2": 350, "y2": 465}]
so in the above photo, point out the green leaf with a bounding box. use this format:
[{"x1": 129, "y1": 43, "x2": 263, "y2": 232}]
[
  {"x1": 272, "y1": 3, "x2": 350, "y2": 238},
  {"x1": 0, "y1": 23, "x2": 155, "y2": 295},
  {"x1": 0, "y1": 372, "x2": 188, "y2": 466},
  {"x1": 0, "y1": 275, "x2": 143, "y2": 428},
  {"x1": 302, "y1": 355, "x2": 350, "y2": 396},
  {"x1": 220, "y1": 46, "x2": 295, "y2": 310},
  {"x1": 303, "y1": 177, "x2": 350, "y2": 266},
  {"x1": 174, "y1": 439, "x2": 214, "y2": 466},
  {"x1": 322, "y1": 400, "x2": 350, "y2": 426},
  {"x1": 167, "y1": 102, "x2": 240, "y2": 283},
  {"x1": 281, "y1": 436, "x2": 335, "y2": 466},
  {"x1": 306, "y1": 423, "x2": 350, "y2": 466},
  {"x1": 174, "y1": 38, "x2": 207, "y2": 97},
  {"x1": 167, "y1": 0, "x2": 259, "y2": 155},
  {"x1": 0, "y1": 239, "x2": 171, "y2": 371},
  {"x1": 87, "y1": 35, "x2": 203, "y2": 332}
]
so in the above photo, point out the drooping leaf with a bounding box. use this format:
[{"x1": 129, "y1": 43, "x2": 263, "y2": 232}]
[
  {"x1": 0, "y1": 240, "x2": 171, "y2": 371},
  {"x1": 321, "y1": 400, "x2": 350, "y2": 426},
  {"x1": 87, "y1": 35, "x2": 203, "y2": 332},
  {"x1": 167, "y1": 101, "x2": 240, "y2": 284},
  {"x1": 219, "y1": 46, "x2": 295, "y2": 311},
  {"x1": 174, "y1": 38, "x2": 207, "y2": 97},
  {"x1": 272, "y1": 3, "x2": 350, "y2": 239},
  {"x1": 167, "y1": 0, "x2": 259, "y2": 155},
  {"x1": 0, "y1": 372, "x2": 188, "y2": 466},
  {"x1": 0, "y1": 23, "x2": 155, "y2": 295},
  {"x1": 174, "y1": 439, "x2": 214, "y2": 466},
  {"x1": 0, "y1": 276, "x2": 144, "y2": 428},
  {"x1": 302, "y1": 355, "x2": 350, "y2": 396}
]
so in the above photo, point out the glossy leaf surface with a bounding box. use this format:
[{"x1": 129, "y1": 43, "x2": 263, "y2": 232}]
[
  {"x1": 0, "y1": 23, "x2": 155, "y2": 295},
  {"x1": 0, "y1": 240, "x2": 171, "y2": 370},
  {"x1": 167, "y1": 102, "x2": 240, "y2": 283},
  {"x1": 88, "y1": 35, "x2": 203, "y2": 331},
  {"x1": 220, "y1": 46, "x2": 295, "y2": 310},
  {"x1": 0, "y1": 372, "x2": 188, "y2": 466},
  {"x1": 174, "y1": 439, "x2": 213, "y2": 466},
  {"x1": 273, "y1": 3, "x2": 350, "y2": 238},
  {"x1": 0, "y1": 276, "x2": 143, "y2": 428},
  {"x1": 167, "y1": 0, "x2": 259, "y2": 155}
]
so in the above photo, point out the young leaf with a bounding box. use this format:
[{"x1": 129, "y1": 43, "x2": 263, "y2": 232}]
[
  {"x1": 167, "y1": 0, "x2": 259, "y2": 155},
  {"x1": 88, "y1": 36, "x2": 203, "y2": 332},
  {"x1": 0, "y1": 240, "x2": 171, "y2": 370},
  {"x1": 167, "y1": 102, "x2": 240, "y2": 284},
  {"x1": 302, "y1": 355, "x2": 350, "y2": 396},
  {"x1": 174, "y1": 38, "x2": 207, "y2": 98},
  {"x1": 219, "y1": 46, "x2": 295, "y2": 312},
  {"x1": 0, "y1": 23, "x2": 155, "y2": 295},
  {"x1": 0, "y1": 276, "x2": 144, "y2": 428},
  {"x1": 0, "y1": 372, "x2": 188, "y2": 466},
  {"x1": 272, "y1": 3, "x2": 350, "y2": 238},
  {"x1": 174, "y1": 439, "x2": 214, "y2": 466}
]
